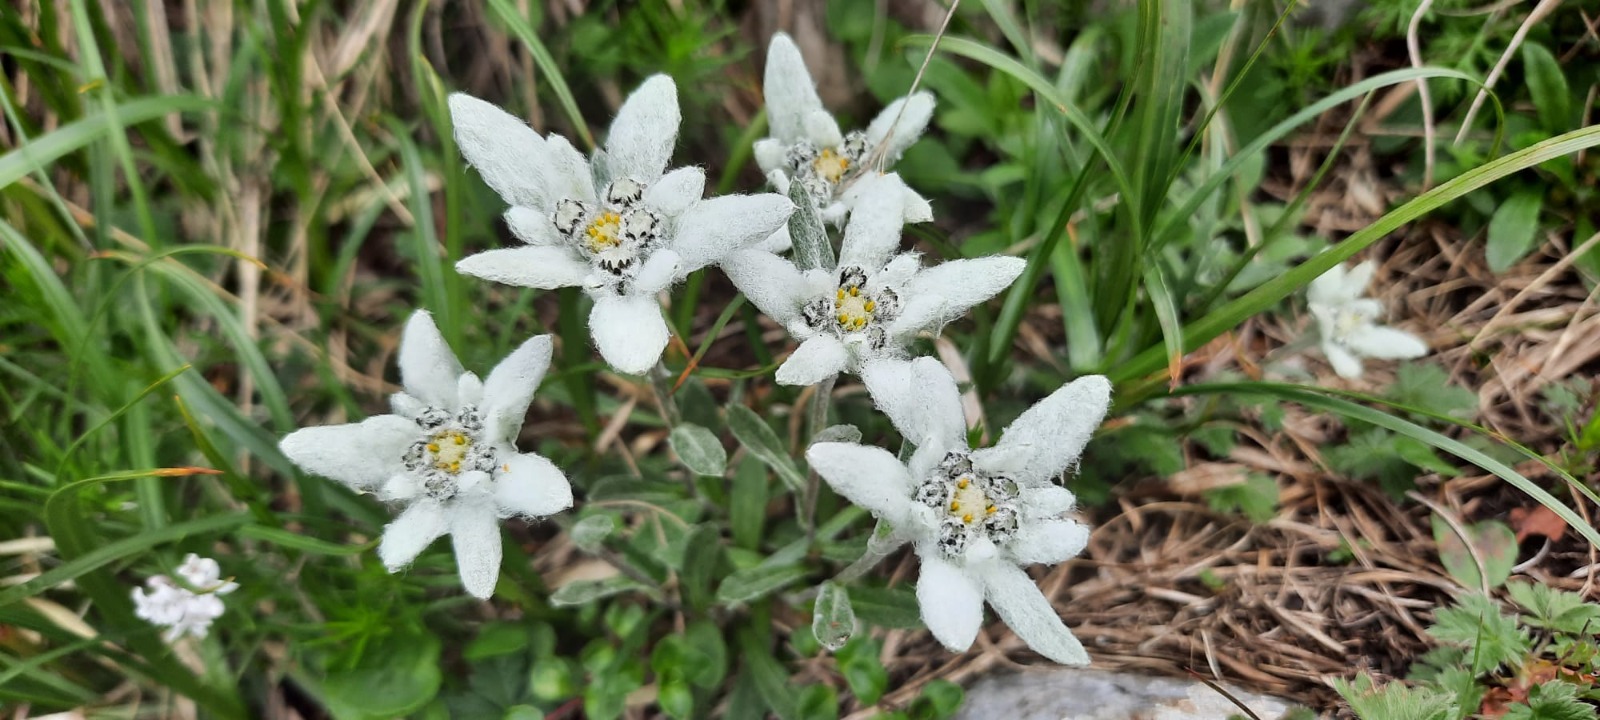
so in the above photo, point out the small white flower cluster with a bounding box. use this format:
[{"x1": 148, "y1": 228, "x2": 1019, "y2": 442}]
[
  {"x1": 270, "y1": 34, "x2": 1107, "y2": 667},
  {"x1": 131, "y1": 554, "x2": 238, "y2": 642},
  {"x1": 1308, "y1": 260, "x2": 1428, "y2": 378}
]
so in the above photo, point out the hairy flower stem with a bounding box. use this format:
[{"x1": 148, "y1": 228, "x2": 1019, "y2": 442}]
[
  {"x1": 803, "y1": 374, "x2": 837, "y2": 538},
  {"x1": 834, "y1": 520, "x2": 899, "y2": 583},
  {"x1": 648, "y1": 361, "x2": 682, "y2": 428}
]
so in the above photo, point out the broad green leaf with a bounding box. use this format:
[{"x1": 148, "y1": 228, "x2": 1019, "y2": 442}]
[
  {"x1": 1521, "y1": 42, "x2": 1570, "y2": 134},
  {"x1": 550, "y1": 575, "x2": 652, "y2": 607},
  {"x1": 320, "y1": 633, "x2": 443, "y2": 720},
  {"x1": 570, "y1": 515, "x2": 616, "y2": 552},
  {"x1": 669, "y1": 423, "x2": 727, "y2": 477},
  {"x1": 726, "y1": 404, "x2": 806, "y2": 494},
  {"x1": 716, "y1": 564, "x2": 809, "y2": 605},
  {"x1": 811, "y1": 581, "x2": 856, "y2": 651},
  {"x1": 730, "y1": 456, "x2": 768, "y2": 550},
  {"x1": 1486, "y1": 190, "x2": 1544, "y2": 272},
  {"x1": 1431, "y1": 516, "x2": 1516, "y2": 590},
  {"x1": 848, "y1": 585, "x2": 924, "y2": 629}
]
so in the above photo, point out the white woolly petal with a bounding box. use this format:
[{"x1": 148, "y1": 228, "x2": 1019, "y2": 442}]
[
  {"x1": 1323, "y1": 342, "x2": 1365, "y2": 379},
  {"x1": 482, "y1": 335, "x2": 553, "y2": 444},
  {"x1": 976, "y1": 562, "x2": 1089, "y2": 665},
  {"x1": 721, "y1": 249, "x2": 807, "y2": 325},
  {"x1": 986, "y1": 375, "x2": 1111, "y2": 485},
  {"x1": 765, "y1": 168, "x2": 793, "y2": 195},
  {"x1": 400, "y1": 311, "x2": 465, "y2": 409},
  {"x1": 1307, "y1": 263, "x2": 1346, "y2": 306},
  {"x1": 456, "y1": 247, "x2": 590, "y2": 290},
  {"x1": 1347, "y1": 326, "x2": 1428, "y2": 360},
  {"x1": 861, "y1": 357, "x2": 966, "y2": 451},
  {"x1": 643, "y1": 167, "x2": 705, "y2": 218},
  {"x1": 280, "y1": 415, "x2": 416, "y2": 491},
  {"x1": 754, "y1": 138, "x2": 787, "y2": 175},
  {"x1": 821, "y1": 200, "x2": 849, "y2": 226},
  {"x1": 448, "y1": 498, "x2": 503, "y2": 599},
  {"x1": 776, "y1": 335, "x2": 849, "y2": 386},
  {"x1": 763, "y1": 33, "x2": 824, "y2": 142},
  {"x1": 672, "y1": 194, "x2": 796, "y2": 273},
  {"x1": 449, "y1": 93, "x2": 551, "y2": 209},
  {"x1": 903, "y1": 186, "x2": 934, "y2": 223},
  {"x1": 805, "y1": 442, "x2": 915, "y2": 526},
  {"x1": 837, "y1": 174, "x2": 908, "y2": 272},
  {"x1": 892, "y1": 256, "x2": 1025, "y2": 337},
  {"x1": 590, "y1": 294, "x2": 669, "y2": 375},
  {"x1": 757, "y1": 226, "x2": 793, "y2": 254},
  {"x1": 1343, "y1": 260, "x2": 1376, "y2": 298},
  {"x1": 915, "y1": 553, "x2": 985, "y2": 652},
  {"x1": 379, "y1": 501, "x2": 448, "y2": 571},
  {"x1": 1008, "y1": 519, "x2": 1090, "y2": 566},
  {"x1": 457, "y1": 372, "x2": 484, "y2": 407},
  {"x1": 390, "y1": 392, "x2": 426, "y2": 419},
  {"x1": 1020, "y1": 486, "x2": 1078, "y2": 519},
  {"x1": 635, "y1": 249, "x2": 683, "y2": 295},
  {"x1": 543, "y1": 134, "x2": 596, "y2": 205},
  {"x1": 864, "y1": 92, "x2": 935, "y2": 161},
  {"x1": 604, "y1": 75, "x2": 679, "y2": 184},
  {"x1": 493, "y1": 452, "x2": 573, "y2": 518},
  {"x1": 803, "y1": 109, "x2": 843, "y2": 148},
  {"x1": 379, "y1": 473, "x2": 424, "y2": 503},
  {"x1": 506, "y1": 207, "x2": 559, "y2": 245}
]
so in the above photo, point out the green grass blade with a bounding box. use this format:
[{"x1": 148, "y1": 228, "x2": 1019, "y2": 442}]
[
  {"x1": 483, "y1": 0, "x2": 594, "y2": 150},
  {"x1": 0, "y1": 96, "x2": 213, "y2": 189}
]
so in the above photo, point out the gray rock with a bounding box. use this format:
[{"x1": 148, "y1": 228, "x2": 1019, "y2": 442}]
[{"x1": 954, "y1": 669, "x2": 1295, "y2": 720}]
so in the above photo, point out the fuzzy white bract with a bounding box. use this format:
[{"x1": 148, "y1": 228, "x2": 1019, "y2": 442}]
[
  {"x1": 806, "y1": 357, "x2": 1110, "y2": 664},
  {"x1": 279, "y1": 311, "x2": 573, "y2": 598},
  {"x1": 131, "y1": 553, "x2": 238, "y2": 642},
  {"x1": 449, "y1": 76, "x2": 794, "y2": 375},
  {"x1": 723, "y1": 173, "x2": 1022, "y2": 385},
  {"x1": 755, "y1": 33, "x2": 935, "y2": 224},
  {"x1": 1307, "y1": 260, "x2": 1427, "y2": 379}
]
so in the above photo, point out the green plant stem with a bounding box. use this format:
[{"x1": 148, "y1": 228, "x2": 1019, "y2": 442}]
[
  {"x1": 802, "y1": 374, "x2": 837, "y2": 536},
  {"x1": 833, "y1": 520, "x2": 900, "y2": 584},
  {"x1": 648, "y1": 361, "x2": 682, "y2": 428}
]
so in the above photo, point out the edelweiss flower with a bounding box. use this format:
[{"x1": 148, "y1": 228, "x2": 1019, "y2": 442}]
[
  {"x1": 723, "y1": 173, "x2": 1023, "y2": 385},
  {"x1": 806, "y1": 357, "x2": 1110, "y2": 664},
  {"x1": 450, "y1": 76, "x2": 794, "y2": 374},
  {"x1": 280, "y1": 311, "x2": 573, "y2": 598},
  {"x1": 755, "y1": 33, "x2": 936, "y2": 224},
  {"x1": 131, "y1": 553, "x2": 238, "y2": 642},
  {"x1": 1307, "y1": 260, "x2": 1427, "y2": 379}
]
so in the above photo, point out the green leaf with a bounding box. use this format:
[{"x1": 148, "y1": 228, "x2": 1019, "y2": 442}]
[
  {"x1": 1503, "y1": 681, "x2": 1592, "y2": 720},
  {"x1": 1486, "y1": 190, "x2": 1544, "y2": 272},
  {"x1": 737, "y1": 628, "x2": 800, "y2": 720},
  {"x1": 320, "y1": 633, "x2": 443, "y2": 720},
  {"x1": 549, "y1": 575, "x2": 652, "y2": 607},
  {"x1": 849, "y1": 585, "x2": 924, "y2": 629},
  {"x1": 683, "y1": 620, "x2": 729, "y2": 689},
  {"x1": 678, "y1": 524, "x2": 722, "y2": 611},
  {"x1": 796, "y1": 684, "x2": 840, "y2": 720},
  {"x1": 716, "y1": 564, "x2": 809, "y2": 605},
  {"x1": 787, "y1": 180, "x2": 834, "y2": 271},
  {"x1": 1521, "y1": 42, "x2": 1570, "y2": 134},
  {"x1": 1203, "y1": 473, "x2": 1278, "y2": 523},
  {"x1": 730, "y1": 456, "x2": 769, "y2": 550},
  {"x1": 0, "y1": 95, "x2": 215, "y2": 188},
  {"x1": 1432, "y1": 516, "x2": 1517, "y2": 591},
  {"x1": 811, "y1": 581, "x2": 856, "y2": 652},
  {"x1": 656, "y1": 677, "x2": 694, "y2": 720},
  {"x1": 1333, "y1": 672, "x2": 1458, "y2": 720},
  {"x1": 237, "y1": 525, "x2": 373, "y2": 556},
  {"x1": 836, "y1": 637, "x2": 889, "y2": 705},
  {"x1": 1428, "y1": 594, "x2": 1529, "y2": 674},
  {"x1": 569, "y1": 515, "x2": 616, "y2": 553},
  {"x1": 813, "y1": 424, "x2": 862, "y2": 444},
  {"x1": 1387, "y1": 363, "x2": 1479, "y2": 420},
  {"x1": 1505, "y1": 581, "x2": 1600, "y2": 635},
  {"x1": 669, "y1": 423, "x2": 727, "y2": 477},
  {"x1": 726, "y1": 404, "x2": 806, "y2": 494},
  {"x1": 911, "y1": 680, "x2": 966, "y2": 720}
]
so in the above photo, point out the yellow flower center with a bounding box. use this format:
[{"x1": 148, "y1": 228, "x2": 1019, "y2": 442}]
[
  {"x1": 583, "y1": 211, "x2": 624, "y2": 253},
  {"x1": 833, "y1": 285, "x2": 875, "y2": 332},
  {"x1": 812, "y1": 148, "x2": 851, "y2": 184},
  {"x1": 947, "y1": 477, "x2": 997, "y2": 525},
  {"x1": 426, "y1": 430, "x2": 472, "y2": 475}
]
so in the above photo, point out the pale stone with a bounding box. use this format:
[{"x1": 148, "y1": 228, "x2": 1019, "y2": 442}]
[{"x1": 954, "y1": 669, "x2": 1296, "y2": 720}]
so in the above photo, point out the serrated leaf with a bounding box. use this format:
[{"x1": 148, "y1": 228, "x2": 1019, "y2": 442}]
[
  {"x1": 1387, "y1": 363, "x2": 1479, "y2": 420},
  {"x1": 1428, "y1": 594, "x2": 1529, "y2": 674},
  {"x1": 1433, "y1": 516, "x2": 1517, "y2": 590},
  {"x1": 715, "y1": 564, "x2": 809, "y2": 605},
  {"x1": 550, "y1": 575, "x2": 651, "y2": 607},
  {"x1": 726, "y1": 404, "x2": 806, "y2": 494},
  {"x1": 1203, "y1": 473, "x2": 1279, "y2": 523},
  {"x1": 1334, "y1": 672, "x2": 1457, "y2": 720},
  {"x1": 1504, "y1": 681, "x2": 1592, "y2": 720},
  {"x1": 570, "y1": 515, "x2": 616, "y2": 553},
  {"x1": 670, "y1": 423, "x2": 727, "y2": 477},
  {"x1": 1486, "y1": 190, "x2": 1544, "y2": 272},
  {"x1": 811, "y1": 581, "x2": 856, "y2": 652},
  {"x1": 1506, "y1": 581, "x2": 1600, "y2": 635}
]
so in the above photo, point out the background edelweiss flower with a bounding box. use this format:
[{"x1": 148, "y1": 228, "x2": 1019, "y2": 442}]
[
  {"x1": 754, "y1": 33, "x2": 936, "y2": 225},
  {"x1": 806, "y1": 357, "x2": 1110, "y2": 665},
  {"x1": 449, "y1": 76, "x2": 794, "y2": 374},
  {"x1": 279, "y1": 311, "x2": 573, "y2": 599},
  {"x1": 722, "y1": 173, "x2": 1023, "y2": 386},
  {"x1": 130, "y1": 553, "x2": 236, "y2": 642},
  {"x1": 1307, "y1": 260, "x2": 1428, "y2": 379}
]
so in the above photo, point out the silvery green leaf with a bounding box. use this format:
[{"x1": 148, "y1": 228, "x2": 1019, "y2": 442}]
[
  {"x1": 812, "y1": 581, "x2": 856, "y2": 651},
  {"x1": 726, "y1": 404, "x2": 806, "y2": 494},
  {"x1": 550, "y1": 575, "x2": 652, "y2": 607},
  {"x1": 669, "y1": 423, "x2": 727, "y2": 476},
  {"x1": 787, "y1": 180, "x2": 833, "y2": 271},
  {"x1": 813, "y1": 423, "x2": 862, "y2": 445},
  {"x1": 569, "y1": 515, "x2": 615, "y2": 553},
  {"x1": 715, "y1": 564, "x2": 809, "y2": 605}
]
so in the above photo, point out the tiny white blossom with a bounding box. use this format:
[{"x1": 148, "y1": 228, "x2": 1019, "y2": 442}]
[
  {"x1": 280, "y1": 311, "x2": 573, "y2": 599},
  {"x1": 450, "y1": 76, "x2": 794, "y2": 375},
  {"x1": 131, "y1": 553, "x2": 236, "y2": 642},
  {"x1": 756, "y1": 33, "x2": 936, "y2": 225},
  {"x1": 806, "y1": 357, "x2": 1111, "y2": 664},
  {"x1": 1307, "y1": 260, "x2": 1427, "y2": 379},
  {"x1": 723, "y1": 173, "x2": 1023, "y2": 385}
]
